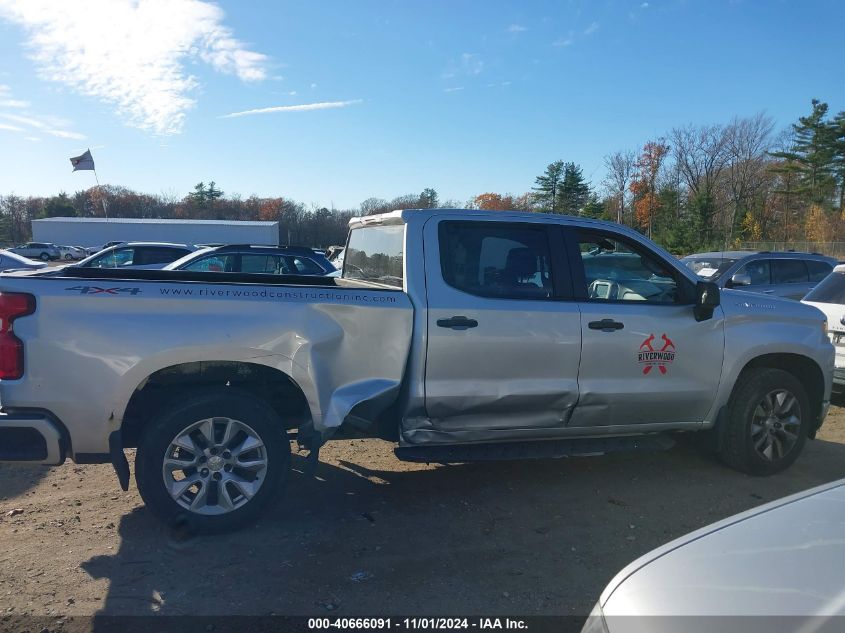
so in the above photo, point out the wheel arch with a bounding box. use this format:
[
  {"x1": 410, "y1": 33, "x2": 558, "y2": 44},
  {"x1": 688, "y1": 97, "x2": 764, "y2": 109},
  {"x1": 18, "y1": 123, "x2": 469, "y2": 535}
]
[
  {"x1": 733, "y1": 353, "x2": 826, "y2": 435},
  {"x1": 120, "y1": 361, "x2": 312, "y2": 448}
]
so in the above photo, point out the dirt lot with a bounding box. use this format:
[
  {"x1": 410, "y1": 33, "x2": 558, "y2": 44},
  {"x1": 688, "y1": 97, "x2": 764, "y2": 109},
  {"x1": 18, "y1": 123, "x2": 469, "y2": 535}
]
[{"x1": 2, "y1": 408, "x2": 845, "y2": 622}]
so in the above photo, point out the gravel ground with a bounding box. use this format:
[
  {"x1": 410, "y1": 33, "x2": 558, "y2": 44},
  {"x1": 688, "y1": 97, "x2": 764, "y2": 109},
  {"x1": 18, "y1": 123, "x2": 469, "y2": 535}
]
[{"x1": 2, "y1": 407, "x2": 845, "y2": 623}]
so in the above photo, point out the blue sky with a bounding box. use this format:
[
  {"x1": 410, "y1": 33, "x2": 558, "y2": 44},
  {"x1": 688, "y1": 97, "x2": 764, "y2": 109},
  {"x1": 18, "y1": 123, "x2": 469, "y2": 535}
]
[{"x1": 0, "y1": 0, "x2": 843, "y2": 209}]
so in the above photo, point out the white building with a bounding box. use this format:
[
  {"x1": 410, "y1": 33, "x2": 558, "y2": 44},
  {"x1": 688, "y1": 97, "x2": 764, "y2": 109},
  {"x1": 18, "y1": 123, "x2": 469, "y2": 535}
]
[{"x1": 31, "y1": 217, "x2": 280, "y2": 248}]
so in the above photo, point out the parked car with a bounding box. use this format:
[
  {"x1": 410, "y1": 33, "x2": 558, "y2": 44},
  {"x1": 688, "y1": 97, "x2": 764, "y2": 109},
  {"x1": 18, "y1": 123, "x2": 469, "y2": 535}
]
[
  {"x1": 76, "y1": 242, "x2": 196, "y2": 270},
  {"x1": 0, "y1": 249, "x2": 48, "y2": 272},
  {"x1": 56, "y1": 245, "x2": 86, "y2": 261},
  {"x1": 101, "y1": 240, "x2": 126, "y2": 250},
  {"x1": 803, "y1": 263, "x2": 845, "y2": 394},
  {"x1": 681, "y1": 250, "x2": 836, "y2": 300},
  {"x1": 0, "y1": 209, "x2": 833, "y2": 533},
  {"x1": 582, "y1": 478, "x2": 845, "y2": 632},
  {"x1": 164, "y1": 244, "x2": 336, "y2": 275},
  {"x1": 7, "y1": 242, "x2": 61, "y2": 261}
]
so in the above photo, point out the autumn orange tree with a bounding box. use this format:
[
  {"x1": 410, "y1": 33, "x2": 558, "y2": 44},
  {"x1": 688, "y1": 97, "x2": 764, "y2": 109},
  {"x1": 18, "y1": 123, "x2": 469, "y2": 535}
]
[{"x1": 630, "y1": 140, "x2": 670, "y2": 238}]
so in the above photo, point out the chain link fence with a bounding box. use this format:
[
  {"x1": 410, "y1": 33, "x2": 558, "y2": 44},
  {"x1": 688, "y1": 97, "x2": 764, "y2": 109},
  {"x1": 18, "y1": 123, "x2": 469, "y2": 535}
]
[{"x1": 739, "y1": 241, "x2": 845, "y2": 259}]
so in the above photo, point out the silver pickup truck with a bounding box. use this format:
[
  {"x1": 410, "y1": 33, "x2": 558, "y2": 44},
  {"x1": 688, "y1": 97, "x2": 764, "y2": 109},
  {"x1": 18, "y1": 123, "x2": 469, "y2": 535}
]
[{"x1": 0, "y1": 209, "x2": 834, "y2": 532}]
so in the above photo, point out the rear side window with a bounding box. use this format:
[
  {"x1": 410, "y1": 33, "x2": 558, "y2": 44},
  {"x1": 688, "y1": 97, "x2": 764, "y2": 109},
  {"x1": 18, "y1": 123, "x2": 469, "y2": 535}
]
[
  {"x1": 439, "y1": 222, "x2": 554, "y2": 299},
  {"x1": 240, "y1": 254, "x2": 279, "y2": 273},
  {"x1": 736, "y1": 259, "x2": 770, "y2": 285},
  {"x1": 134, "y1": 247, "x2": 190, "y2": 265},
  {"x1": 805, "y1": 271, "x2": 845, "y2": 304},
  {"x1": 807, "y1": 260, "x2": 833, "y2": 282},
  {"x1": 291, "y1": 256, "x2": 324, "y2": 274},
  {"x1": 343, "y1": 225, "x2": 404, "y2": 288},
  {"x1": 771, "y1": 259, "x2": 808, "y2": 284},
  {"x1": 182, "y1": 254, "x2": 237, "y2": 272}
]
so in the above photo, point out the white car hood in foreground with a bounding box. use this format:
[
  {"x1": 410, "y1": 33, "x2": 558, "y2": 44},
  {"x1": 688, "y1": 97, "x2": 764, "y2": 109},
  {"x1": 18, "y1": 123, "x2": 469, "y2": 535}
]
[{"x1": 600, "y1": 479, "x2": 845, "y2": 622}]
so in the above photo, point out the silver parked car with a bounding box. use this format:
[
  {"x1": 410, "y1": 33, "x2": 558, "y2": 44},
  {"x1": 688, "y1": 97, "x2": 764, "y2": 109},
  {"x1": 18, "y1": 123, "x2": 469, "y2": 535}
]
[
  {"x1": 583, "y1": 478, "x2": 845, "y2": 633},
  {"x1": 682, "y1": 250, "x2": 836, "y2": 300},
  {"x1": 0, "y1": 249, "x2": 48, "y2": 272},
  {"x1": 76, "y1": 242, "x2": 196, "y2": 270},
  {"x1": 7, "y1": 241, "x2": 61, "y2": 261},
  {"x1": 57, "y1": 245, "x2": 86, "y2": 261}
]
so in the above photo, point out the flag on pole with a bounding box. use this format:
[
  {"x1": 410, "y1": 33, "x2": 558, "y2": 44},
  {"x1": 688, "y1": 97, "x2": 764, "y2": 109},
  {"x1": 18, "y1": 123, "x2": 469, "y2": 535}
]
[{"x1": 69, "y1": 149, "x2": 95, "y2": 171}]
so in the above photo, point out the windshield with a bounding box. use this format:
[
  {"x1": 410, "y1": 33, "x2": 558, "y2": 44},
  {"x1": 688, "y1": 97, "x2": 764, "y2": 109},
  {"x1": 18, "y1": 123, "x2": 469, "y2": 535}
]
[
  {"x1": 682, "y1": 257, "x2": 739, "y2": 281},
  {"x1": 343, "y1": 225, "x2": 404, "y2": 288},
  {"x1": 804, "y1": 270, "x2": 845, "y2": 304}
]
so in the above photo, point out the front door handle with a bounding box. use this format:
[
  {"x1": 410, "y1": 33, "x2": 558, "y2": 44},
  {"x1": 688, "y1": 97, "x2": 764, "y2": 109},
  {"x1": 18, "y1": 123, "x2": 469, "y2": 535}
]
[
  {"x1": 588, "y1": 319, "x2": 624, "y2": 331},
  {"x1": 437, "y1": 316, "x2": 478, "y2": 330}
]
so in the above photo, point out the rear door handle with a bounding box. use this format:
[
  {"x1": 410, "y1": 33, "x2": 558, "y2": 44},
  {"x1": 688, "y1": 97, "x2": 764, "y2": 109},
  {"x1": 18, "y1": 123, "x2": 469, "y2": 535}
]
[
  {"x1": 588, "y1": 319, "x2": 624, "y2": 331},
  {"x1": 437, "y1": 316, "x2": 478, "y2": 330}
]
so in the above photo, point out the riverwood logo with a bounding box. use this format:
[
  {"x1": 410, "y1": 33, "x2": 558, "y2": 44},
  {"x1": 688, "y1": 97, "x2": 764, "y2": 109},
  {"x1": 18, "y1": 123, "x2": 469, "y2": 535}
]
[{"x1": 638, "y1": 333, "x2": 675, "y2": 375}]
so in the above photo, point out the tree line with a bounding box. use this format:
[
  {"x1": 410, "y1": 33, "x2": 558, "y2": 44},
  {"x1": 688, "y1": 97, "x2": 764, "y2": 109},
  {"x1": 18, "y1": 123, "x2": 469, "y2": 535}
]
[{"x1": 1, "y1": 99, "x2": 843, "y2": 253}]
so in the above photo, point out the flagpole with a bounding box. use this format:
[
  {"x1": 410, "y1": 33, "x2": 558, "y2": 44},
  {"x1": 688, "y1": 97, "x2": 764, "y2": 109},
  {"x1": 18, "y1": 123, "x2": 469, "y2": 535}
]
[{"x1": 92, "y1": 167, "x2": 108, "y2": 219}]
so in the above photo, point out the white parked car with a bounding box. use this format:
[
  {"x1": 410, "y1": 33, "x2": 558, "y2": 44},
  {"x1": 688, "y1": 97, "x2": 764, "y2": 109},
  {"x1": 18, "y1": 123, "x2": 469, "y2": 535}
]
[
  {"x1": 803, "y1": 262, "x2": 845, "y2": 394},
  {"x1": 0, "y1": 249, "x2": 48, "y2": 272}
]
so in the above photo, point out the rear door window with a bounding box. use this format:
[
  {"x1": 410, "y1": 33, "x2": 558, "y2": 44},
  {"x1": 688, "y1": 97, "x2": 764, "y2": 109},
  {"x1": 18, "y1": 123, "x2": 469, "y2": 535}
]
[
  {"x1": 807, "y1": 260, "x2": 834, "y2": 282},
  {"x1": 771, "y1": 259, "x2": 808, "y2": 284},
  {"x1": 182, "y1": 254, "x2": 237, "y2": 272},
  {"x1": 439, "y1": 221, "x2": 555, "y2": 299},
  {"x1": 240, "y1": 254, "x2": 280, "y2": 273}
]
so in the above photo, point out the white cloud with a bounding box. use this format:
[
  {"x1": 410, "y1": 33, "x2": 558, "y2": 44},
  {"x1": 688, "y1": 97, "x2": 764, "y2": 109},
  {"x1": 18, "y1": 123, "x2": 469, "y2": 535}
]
[
  {"x1": 584, "y1": 21, "x2": 599, "y2": 35},
  {"x1": 0, "y1": 0, "x2": 270, "y2": 135},
  {"x1": 310, "y1": 83, "x2": 318, "y2": 89},
  {"x1": 45, "y1": 128, "x2": 85, "y2": 139},
  {"x1": 0, "y1": 122, "x2": 25, "y2": 132},
  {"x1": 641, "y1": 2, "x2": 650, "y2": 8},
  {"x1": 0, "y1": 111, "x2": 85, "y2": 139},
  {"x1": 0, "y1": 112, "x2": 46, "y2": 128},
  {"x1": 25, "y1": 135, "x2": 40, "y2": 141},
  {"x1": 507, "y1": 24, "x2": 527, "y2": 33},
  {"x1": 0, "y1": 99, "x2": 29, "y2": 107},
  {"x1": 461, "y1": 53, "x2": 484, "y2": 75},
  {"x1": 222, "y1": 99, "x2": 362, "y2": 118},
  {"x1": 553, "y1": 36, "x2": 573, "y2": 47},
  {"x1": 443, "y1": 86, "x2": 465, "y2": 93}
]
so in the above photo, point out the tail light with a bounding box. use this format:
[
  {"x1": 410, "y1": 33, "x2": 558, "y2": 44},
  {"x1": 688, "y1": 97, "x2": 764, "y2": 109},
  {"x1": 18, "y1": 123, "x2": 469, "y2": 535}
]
[{"x1": 0, "y1": 292, "x2": 35, "y2": 380}]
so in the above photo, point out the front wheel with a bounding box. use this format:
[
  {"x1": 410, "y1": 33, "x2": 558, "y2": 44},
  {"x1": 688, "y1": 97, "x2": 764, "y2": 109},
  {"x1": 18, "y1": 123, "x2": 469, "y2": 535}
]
[
  {"x1": 135, "y1": 390, "x2": 290, "y2": 533},
  {"x1": 64, "y1": 253, "x2": 73, "y2": 260},
  {"x1": 39, "y1": 252, "x2": 50, "y2": 261},
  {"x1": 719, "y1": 368, "x2": 810, "y2": 476}
]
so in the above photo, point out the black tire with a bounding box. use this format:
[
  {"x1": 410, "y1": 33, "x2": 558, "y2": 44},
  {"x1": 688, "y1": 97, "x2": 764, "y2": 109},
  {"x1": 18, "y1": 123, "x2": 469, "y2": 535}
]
[
  {"x1": 719, "y1": 368, "x2": 810, "y2": 476},
  {"x1": 64, "y1": 254, "x2": 73, "y2": 261},
  {"x1": 135, "y1": 389, "x2": 290, "y2": 533},
  {"x1": 39, "y1": 252, "x2": 50, "y2": 261}
]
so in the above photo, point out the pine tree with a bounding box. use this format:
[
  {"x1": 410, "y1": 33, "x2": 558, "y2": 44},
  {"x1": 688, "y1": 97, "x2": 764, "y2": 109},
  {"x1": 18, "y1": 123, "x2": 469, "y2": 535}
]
[
  {"x1": 791, "y1": 99, "x2": 836, "y2": 204},
  {"x1": 532, "y1": 161, "x2": 566, "y2": 212},
  {"x1": 559, "y1": 162, "x2": 591, "y2": 214}
]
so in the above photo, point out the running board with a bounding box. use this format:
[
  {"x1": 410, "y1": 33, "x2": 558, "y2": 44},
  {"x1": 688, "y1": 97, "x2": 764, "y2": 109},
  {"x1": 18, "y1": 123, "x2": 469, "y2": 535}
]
[{"x1": 394, "y1": 434, "x2": 675, "y2": 463}]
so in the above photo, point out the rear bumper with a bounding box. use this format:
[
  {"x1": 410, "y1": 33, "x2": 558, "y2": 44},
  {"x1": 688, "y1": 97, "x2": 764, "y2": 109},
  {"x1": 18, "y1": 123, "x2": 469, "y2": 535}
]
[{"x1": 0, "y1": 412, "x2": 65, "y2": 464}]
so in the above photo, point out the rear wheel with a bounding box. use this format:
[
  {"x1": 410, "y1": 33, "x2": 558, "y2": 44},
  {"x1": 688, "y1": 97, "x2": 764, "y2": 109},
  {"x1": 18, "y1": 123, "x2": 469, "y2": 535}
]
[
  {"x1": 39, "y1": 252, "x2": 50, "y2": 261},
  {"x1": 719, "y1": 368, "x2": 809, "y2": 476},
  {"x1": 64, "y1": 253, "x2": 73, "y2": 260},
  {"x1": 135, "y1": 390, "x2": 290, "y2": 533}
]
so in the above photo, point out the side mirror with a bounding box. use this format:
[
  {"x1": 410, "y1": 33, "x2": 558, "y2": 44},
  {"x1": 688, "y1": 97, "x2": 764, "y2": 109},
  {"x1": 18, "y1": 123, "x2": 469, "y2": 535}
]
[
  {"x1": 730, "y1": 272, "x2": 751, "y2": 287},
  {"x1": 694, "y1": 281, "x2": 720, "y2": 322}
]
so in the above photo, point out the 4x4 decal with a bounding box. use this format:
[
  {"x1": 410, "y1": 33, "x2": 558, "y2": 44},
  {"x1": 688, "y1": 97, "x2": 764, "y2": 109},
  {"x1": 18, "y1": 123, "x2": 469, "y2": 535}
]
[
  {"x1": 638, "y1": 333, "x2": 675, "y2": 375},
  {"x1": 65, "y1": 286, "x2": 142, "y2": 295}
]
